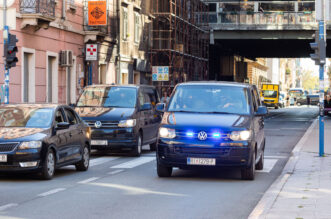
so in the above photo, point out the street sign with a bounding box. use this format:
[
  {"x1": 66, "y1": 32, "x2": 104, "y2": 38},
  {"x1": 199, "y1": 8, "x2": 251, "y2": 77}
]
[
  {"x1": 152, "y1": 66, "x2": 169, "y2": 81},
  {"x1": 86, "y1": 44, "x2": 97, "y2": 61},
  {"x1": 0, "y1": 7, "x2": 16, "y2": 30},
  {"x1": 88, "y1": 1, "x2": 107, "y2": 26}
]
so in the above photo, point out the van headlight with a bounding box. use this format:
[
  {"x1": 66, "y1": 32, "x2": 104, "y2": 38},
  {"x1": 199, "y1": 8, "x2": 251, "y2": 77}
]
[
  {"x1": 118, "y1": 119, "x2": 136, "y2": 128},
  {"x1": 18, "y1": 141, "x2": 42, "y2": 150},
  {"x1": 159, "y1": 127, "x2": 176, "y2": 139},
  {"x1": 230, "y1": 130, "x2": 251, "y2": 141}
]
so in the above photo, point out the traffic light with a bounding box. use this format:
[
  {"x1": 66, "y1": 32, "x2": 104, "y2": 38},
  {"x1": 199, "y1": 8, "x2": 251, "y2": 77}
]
[
  {"x1": 310, "y1": 30, "x2": 326, "y2": 65},
  {"x1": 4, "y1": 34, "x2": 18, "y2": 70}
]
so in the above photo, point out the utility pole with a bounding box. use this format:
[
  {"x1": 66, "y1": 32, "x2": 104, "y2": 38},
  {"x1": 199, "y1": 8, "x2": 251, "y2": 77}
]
[
  {"x1": 310, "y1": 0, "x2": 327, "y2": 157},
  {"x1": 2, "y1": 0, "x2": 9, "y2": 104}
]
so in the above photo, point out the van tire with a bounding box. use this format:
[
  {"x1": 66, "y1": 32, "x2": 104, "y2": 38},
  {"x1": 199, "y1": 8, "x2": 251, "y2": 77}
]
[
  {"x1": 131, "y1": 134, "x2": 142, "y2": 157},
  {"x1": 241, "y1": 151, "x2": 255, "y2": 180}
]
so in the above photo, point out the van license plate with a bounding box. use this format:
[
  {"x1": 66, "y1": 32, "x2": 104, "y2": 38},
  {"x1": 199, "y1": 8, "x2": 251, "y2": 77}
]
[
  {"x1": 187, "y1": 158, "x2": 216, "y2": 166},
  {"x1": 0, "y1": 155, "x2": 7, "y2": 162},
  {"x1": 91, "y1": 140, "x2": 108, "y2": 146}
]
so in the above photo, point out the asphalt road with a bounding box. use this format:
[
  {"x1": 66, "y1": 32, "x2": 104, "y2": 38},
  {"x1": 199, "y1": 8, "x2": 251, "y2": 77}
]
[{"x1": 0, "y1": 106, "x2": 319, "y2": 219}]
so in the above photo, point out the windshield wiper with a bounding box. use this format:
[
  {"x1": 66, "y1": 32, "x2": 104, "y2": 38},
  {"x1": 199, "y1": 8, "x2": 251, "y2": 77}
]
[
  {"x1": 168, "y1": 110, "x2": 200, "y2": 113},
  {"x1": 203, "y1": 111, "x2": 239, "y2": 115}
]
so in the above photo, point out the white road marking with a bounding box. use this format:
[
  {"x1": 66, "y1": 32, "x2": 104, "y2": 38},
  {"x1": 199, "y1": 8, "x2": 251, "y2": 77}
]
[
  {"x1": 90, "y1": 157, "x2": 119, "y2": 167},
  {"x1": 265, "y1": 155, "x2": 287, "y2": 159},
  {"x1": 0, "y1": 203, "x2": 18, "y2": 212},
  {"x1": 78, "y1": 177, "x2": 100, "y2": 184},
  {"x1": 111, "y1": 157, "x2": 155, "y2": 169},
  {"x1": 37, "y1": 188, "x2": 66, "y2": 197},
  {"x1": 108, "y1": 170, "x2": 124, "y2": 175},
  {"x1": 256, "y1": 159, "x2": 278, "y2": 173}
]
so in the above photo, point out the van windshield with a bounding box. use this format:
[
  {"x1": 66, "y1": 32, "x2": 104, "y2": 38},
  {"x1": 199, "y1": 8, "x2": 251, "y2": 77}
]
[
  {"x1": 168, "y1": 85, "x2": 250, "y2": 115},
  {"x1": 77, "y1": 87, "x2": 137, "y2": 108},
  {"x1": 262, "y1": 90, "x2": 278, "y2": 98}
]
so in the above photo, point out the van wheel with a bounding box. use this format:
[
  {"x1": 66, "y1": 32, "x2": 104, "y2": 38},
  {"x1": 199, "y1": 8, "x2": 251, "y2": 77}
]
[
  {"x1": 132, "y1": 134, "x2": 142, "y2": 157},
  {"x1": 256, "y1": 149, "x2": 264, "y2": 170},
  {"x1": 150, "y1": 142, "x2": 157, "y2": 151},
  {"x1": 75, "y1": 144, "x2": 90, "y2": 171},
  {"x1": 40, "y1": 148, "x2": 56, "y2": 180},
  {"x1": 241, "y1": 151, "x2": 255, "y2": 180},
  {"x1": 157, "y1": 161, "x2": 172, "y2": 177}
]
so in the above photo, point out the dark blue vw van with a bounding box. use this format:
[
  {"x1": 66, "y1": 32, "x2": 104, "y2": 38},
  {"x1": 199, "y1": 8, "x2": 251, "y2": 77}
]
[{"x1": 156, "y1": 82, "x2": 268, "y2": 180}]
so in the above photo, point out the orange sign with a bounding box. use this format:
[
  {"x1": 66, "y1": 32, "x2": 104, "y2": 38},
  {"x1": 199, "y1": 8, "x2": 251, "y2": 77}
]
[{"x1": 88, "y1": 1, "x2": 107, "y2": 26}]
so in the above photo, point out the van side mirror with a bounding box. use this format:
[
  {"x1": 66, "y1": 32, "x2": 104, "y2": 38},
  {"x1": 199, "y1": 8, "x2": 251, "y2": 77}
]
[
  {"x1": 141, "y1": 103, "x2": 152, "y2": 111},
  {"x1": 255, "y1": 106, "x2": 268, "y2": 116},
  {"x1": 56, "y1": 122, "x2": 70, "y2": 130},
  {"x1": 156, "y1": 103, "x2": 165, "y2": 112}
]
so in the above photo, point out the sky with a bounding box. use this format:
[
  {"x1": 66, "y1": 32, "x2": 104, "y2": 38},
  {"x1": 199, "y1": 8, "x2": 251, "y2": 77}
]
[{"x1": 300, "y1": 58, "x2": 330, "y2": 78}]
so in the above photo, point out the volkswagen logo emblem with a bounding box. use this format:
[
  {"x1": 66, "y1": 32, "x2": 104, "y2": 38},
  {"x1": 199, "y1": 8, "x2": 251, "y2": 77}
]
[
  {"x1": 94, "y1": 121, "x2": 102, "y2": 128},
  {"x1": 198, "y1": 131, "x2": 207, "y2": 141}
]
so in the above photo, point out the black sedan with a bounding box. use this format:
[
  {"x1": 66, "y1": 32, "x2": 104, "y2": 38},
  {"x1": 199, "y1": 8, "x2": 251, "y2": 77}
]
[{"x1": 0, "y1": 104, "x2": 91, "y2": 179}]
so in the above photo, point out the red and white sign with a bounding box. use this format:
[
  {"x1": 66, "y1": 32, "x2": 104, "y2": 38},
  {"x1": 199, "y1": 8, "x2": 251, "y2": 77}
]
[{"x1": 86, "y1": 44, "x2": 97, "y2": 61}]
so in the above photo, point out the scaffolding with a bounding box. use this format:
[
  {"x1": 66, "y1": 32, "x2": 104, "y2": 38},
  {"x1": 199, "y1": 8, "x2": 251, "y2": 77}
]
[{"x1": 151, "y1": 0, "x2": 209, "y2": 92}]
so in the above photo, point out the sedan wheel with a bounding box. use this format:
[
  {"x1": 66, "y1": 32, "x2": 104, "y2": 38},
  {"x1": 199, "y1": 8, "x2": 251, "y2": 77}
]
[
  {"x1": 75, "y1": 145, "x2": 90, "y2": 171},
  {"x1": 40, "y1": 149, "x2": 55, "y2": 180}
]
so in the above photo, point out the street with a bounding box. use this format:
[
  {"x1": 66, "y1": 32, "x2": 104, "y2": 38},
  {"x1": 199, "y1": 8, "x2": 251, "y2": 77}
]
[{"x1": 0, "y1": 106, "x2": 319, "y2": 219}]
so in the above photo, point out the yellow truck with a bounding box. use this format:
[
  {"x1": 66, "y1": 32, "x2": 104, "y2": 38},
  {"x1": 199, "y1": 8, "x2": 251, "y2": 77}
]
[{"x1": 260, "y1": 84, "x2": 280, "y2": 109}]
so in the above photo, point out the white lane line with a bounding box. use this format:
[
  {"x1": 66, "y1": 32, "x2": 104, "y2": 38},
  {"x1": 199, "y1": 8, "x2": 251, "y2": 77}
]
[
  {"x1": 111, "y1": 157, "x2": 155, "y2": 169},
  {"x1": 265, "y1": 155, "x2": 287, "y2": 159},
  {"x1": 78, "y1": 177, "x2": 100, "y2": 184},
  {"x1": 0, "y1": 203, "x2": 18, "y2": 212},
  {"x1": 90, "y1": 157, "x2": 119, "y2": 167},
  {"x1": 108, "y1": 170, "x2": 124, "y2": 175},
  {"x1": 37, "y1": 188, "x2": 66, "y2": 197},
  {"x1": 256, "y1": 159, "x2": 278, "y2": 173}
]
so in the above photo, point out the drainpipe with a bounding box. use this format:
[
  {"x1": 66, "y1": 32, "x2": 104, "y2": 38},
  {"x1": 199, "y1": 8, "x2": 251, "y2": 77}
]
[
  {"x1": 116, "y1": 0, "x2": 121, "y2": 84},
  {"x1": 62, "y1": 0, "x2": 66, "y2": 20}
]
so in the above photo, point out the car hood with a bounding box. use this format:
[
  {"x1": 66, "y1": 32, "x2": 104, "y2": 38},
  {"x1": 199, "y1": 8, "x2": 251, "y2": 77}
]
[
  {"x1": 0, "y1": 127, "x2": 49, "y2": 142},
  {"x1": 75, "y1": 107, "x2": 135, "y2": 121},
  {"x1": 165, "y1": 112, "x2": 251, "y2": 131}
]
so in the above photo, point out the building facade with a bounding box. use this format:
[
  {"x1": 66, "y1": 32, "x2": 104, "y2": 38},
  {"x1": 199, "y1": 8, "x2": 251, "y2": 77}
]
[{"x1": 0, "y1": 0, "x2": 153, "y2": 104}]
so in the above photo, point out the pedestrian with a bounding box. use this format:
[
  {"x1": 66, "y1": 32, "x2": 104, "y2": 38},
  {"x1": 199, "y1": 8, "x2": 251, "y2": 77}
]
[{"x1": 161, "y1": 91, "x2": 169, "y2": 104}]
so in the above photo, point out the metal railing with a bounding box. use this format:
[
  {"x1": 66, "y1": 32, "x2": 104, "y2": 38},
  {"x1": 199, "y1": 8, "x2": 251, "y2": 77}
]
[
  {"x1": 208, "y1": 11, "x2": 315, "y2": 29},
  {"x1": 19, "y1": 0, "x2": 55, "y2": 17}
]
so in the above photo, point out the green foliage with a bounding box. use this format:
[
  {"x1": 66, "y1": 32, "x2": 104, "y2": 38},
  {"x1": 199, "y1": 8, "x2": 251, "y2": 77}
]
[{"x1": 302, "y1": 70, "x2": 319, "y2": 91}]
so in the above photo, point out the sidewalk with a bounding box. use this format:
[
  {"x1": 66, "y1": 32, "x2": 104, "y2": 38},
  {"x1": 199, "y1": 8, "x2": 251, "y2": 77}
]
[{"x1": 249, "y1": 117, "x2": 331, "y2": 219}]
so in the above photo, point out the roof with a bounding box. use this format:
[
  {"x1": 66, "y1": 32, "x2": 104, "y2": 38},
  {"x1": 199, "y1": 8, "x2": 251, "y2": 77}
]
[
  {"x1": 0, "y1": 104, "x2": 60, "y2": 108},
  {"x1": 177, "y1": 81, "x2": 251, "y2": 88},
  {"x1": 84, "y1": 84, "x2": 155, "y2": 89}
]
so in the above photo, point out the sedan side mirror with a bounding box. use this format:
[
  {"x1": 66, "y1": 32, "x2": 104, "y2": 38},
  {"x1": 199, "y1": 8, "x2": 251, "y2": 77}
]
[
  {"x1": 141, "y1": 103, "x2": 152, "y2": 111},
  {"x1": 56, "y1": 122, "x2": 70, "y2": 130},
  {"x1": 156, "y1": 103, "x2": 165, "y2": 112},
  {"x1": 255, "y1": 106, "x2": 268, "y2": 116}
]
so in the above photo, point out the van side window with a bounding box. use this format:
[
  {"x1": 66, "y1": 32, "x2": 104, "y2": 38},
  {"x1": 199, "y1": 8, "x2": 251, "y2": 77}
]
[
  {"x1": 138, "y1": 90, "x2": 145, "y2": 106},
  {"x1": 55, "y1": 109, "x2": 65, "y2": 124},
  {"x1": 251, "y1": 90, "x2": 258, "y2": 112},
  {"x1": 253, "y1": 89, "x2": 261, "y2": 106},
  {"x1": 145, "y1": 88, "x2": 158, "y2": 106},
  {"x1": 64, "y1": 108, "x2": 78, "y2": 125}
]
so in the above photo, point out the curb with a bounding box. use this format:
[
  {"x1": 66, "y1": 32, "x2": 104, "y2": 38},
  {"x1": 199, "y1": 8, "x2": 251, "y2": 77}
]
[{"x1": 248, "y1": 118, "x2": 318, "y2": 219}]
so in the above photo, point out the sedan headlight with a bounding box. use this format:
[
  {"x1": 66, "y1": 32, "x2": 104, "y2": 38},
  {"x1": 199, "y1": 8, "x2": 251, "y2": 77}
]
[
  {"x1": 159, "y1": 127, "x2": 176, "y2": 139},
  {"x1": 230, "y1": 130, "x2": 251, "y2": 141},
  {"x1": 118, "y1": 119, "x2": 136, "y2": 128},
  {"x1": 18, "y1": 141, "x2": 42, "y2": 150}
]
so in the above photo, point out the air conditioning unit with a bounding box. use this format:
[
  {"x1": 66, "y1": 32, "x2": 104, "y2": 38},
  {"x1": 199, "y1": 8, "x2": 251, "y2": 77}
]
[{"x1": 59, "y1": 50, "x2": 73, "y2": 67}]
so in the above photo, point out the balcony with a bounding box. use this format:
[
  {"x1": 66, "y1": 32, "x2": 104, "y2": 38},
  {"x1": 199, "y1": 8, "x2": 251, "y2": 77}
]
[{"x1": 19, "y1": 0, "x2": 56, "y2": 29}]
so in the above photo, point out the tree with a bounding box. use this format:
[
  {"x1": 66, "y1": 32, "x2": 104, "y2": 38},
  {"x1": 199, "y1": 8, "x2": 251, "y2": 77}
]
[{"x1": 302, "y1": 70, "x2": 319, "y2": 92}]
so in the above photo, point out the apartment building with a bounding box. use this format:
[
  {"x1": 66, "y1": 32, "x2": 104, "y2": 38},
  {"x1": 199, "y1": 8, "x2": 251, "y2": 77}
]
[{"x1": 0, "y1": 0, "x2": 153, "y2": 104}]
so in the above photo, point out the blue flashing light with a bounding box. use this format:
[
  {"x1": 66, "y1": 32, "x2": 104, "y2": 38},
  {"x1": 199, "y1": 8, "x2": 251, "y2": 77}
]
[
  {"x1": 186, "y1": 132, "x2": 194, "y2": 137},
  {"x1": 212, "y1": 132, "x2": 221, "y2": 138}
]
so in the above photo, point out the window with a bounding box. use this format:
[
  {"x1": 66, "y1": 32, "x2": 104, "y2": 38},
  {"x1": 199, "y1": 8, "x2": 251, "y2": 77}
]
[
  {"x1": 134, "y1": 12, "x2": 141, "y2": 43},
  {"x1": 208, "y1": 3, "x2": 216, "y2": 12},
  {"x1": 123, "y1": 8, "x2": 128, "y2": 40},
  {"x1": 251, "y1": 90, "x2": 258, "y2": 112},
  {"x1": 47, "y1": 56, "x2": 56, "y2": 103},
  {"x1": 138, "y1": 90, "x2": 144, "y2": 106},
  {"x1": 55, "y1": 109, "x2": 65, "y2": 124},
  {"x1": 64, "y1": 108, "x2": 78, "y2": 125},
  {"x1": 22, "y1": 49, "x2": 35, "y2": 103}
]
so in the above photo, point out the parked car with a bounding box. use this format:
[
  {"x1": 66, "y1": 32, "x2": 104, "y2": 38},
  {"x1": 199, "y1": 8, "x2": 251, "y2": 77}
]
[
  {"x1": 296, "y1": 94, "x2": 319, "y2": 106},
  {"x1": 0, "y1": 104, "x2": 91, "y2": 179},
  {"x1": 75, "y1": 85, "x2": 161, "y2": 156},
  {"x1": 156, "y1": 82, "x2": 268, "y2": 180}
]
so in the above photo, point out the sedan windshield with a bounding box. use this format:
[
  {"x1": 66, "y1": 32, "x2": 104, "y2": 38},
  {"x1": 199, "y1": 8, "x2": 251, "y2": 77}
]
[
  {"x1": 0, "y1": 107, "x2": 53, "y2": 128},
  {"x1": 77, "y1": 87, "x2": 137, "y2": 108},
  {"x1": 168, "y1": 85, "x2": 250, "y2": 114}
]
